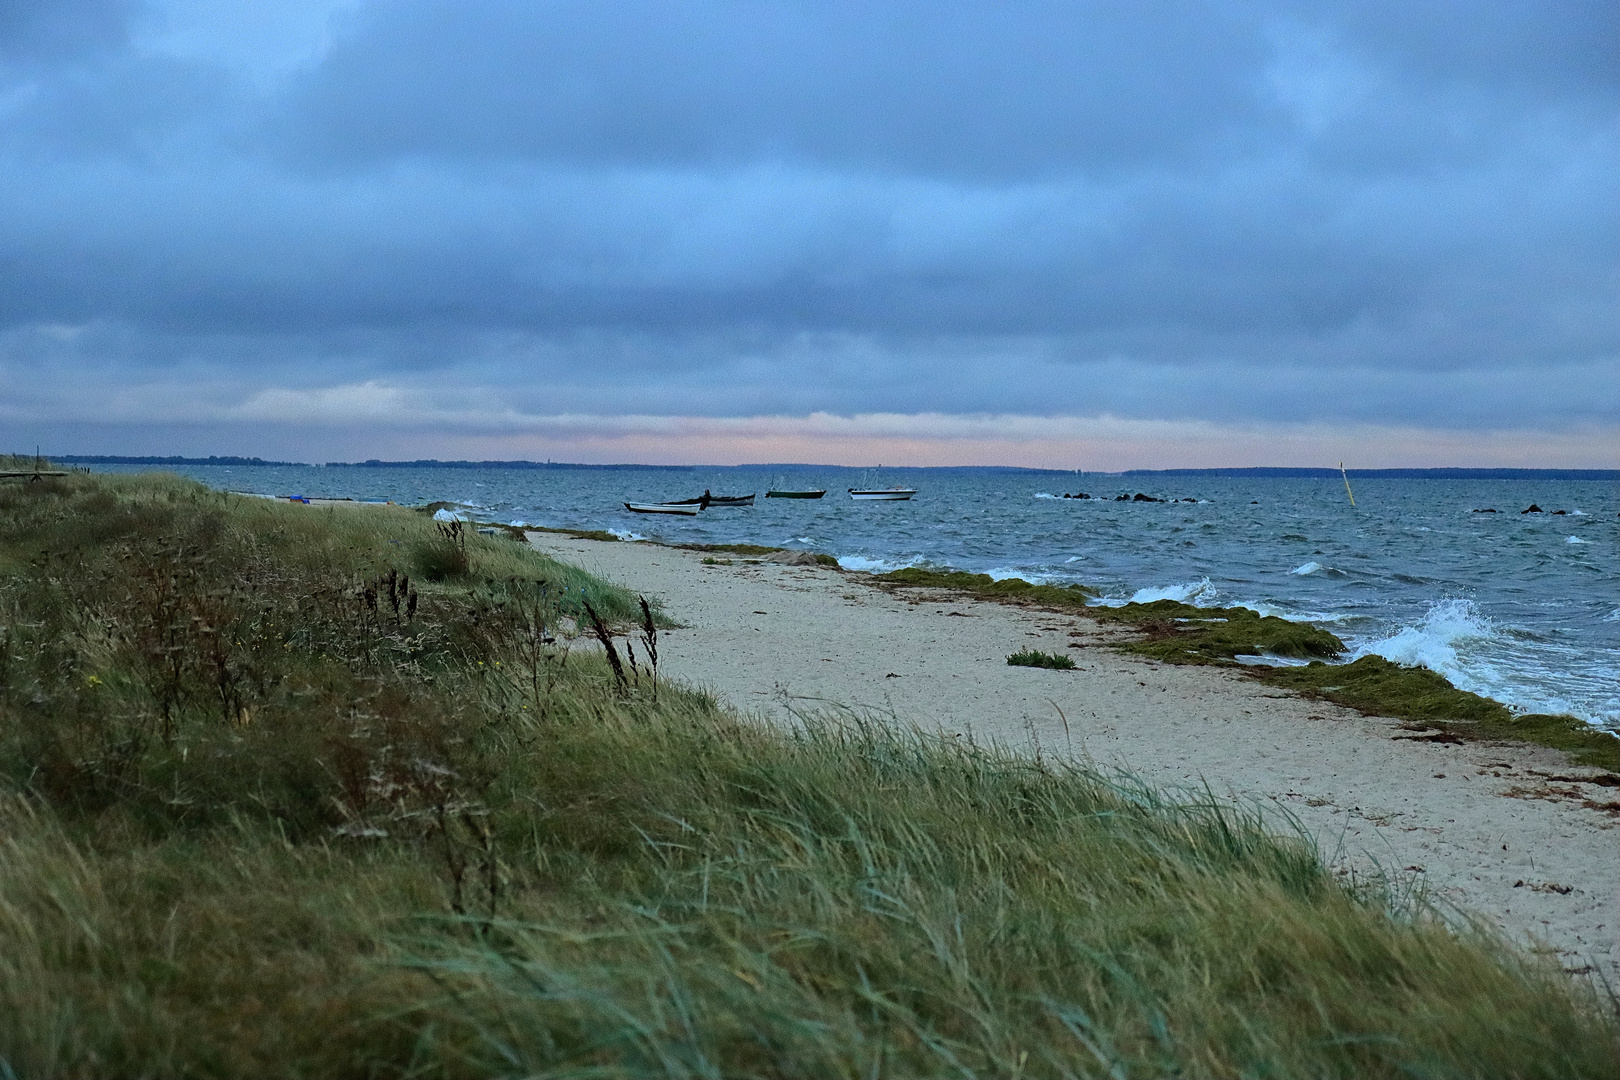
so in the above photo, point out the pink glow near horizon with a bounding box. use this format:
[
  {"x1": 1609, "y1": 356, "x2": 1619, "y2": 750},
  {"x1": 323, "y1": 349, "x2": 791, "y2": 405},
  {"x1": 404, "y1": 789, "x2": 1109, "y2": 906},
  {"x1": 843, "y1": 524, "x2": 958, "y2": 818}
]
[{"x1": 364, "y1": 418, "x2": 1620, "y2": 471}]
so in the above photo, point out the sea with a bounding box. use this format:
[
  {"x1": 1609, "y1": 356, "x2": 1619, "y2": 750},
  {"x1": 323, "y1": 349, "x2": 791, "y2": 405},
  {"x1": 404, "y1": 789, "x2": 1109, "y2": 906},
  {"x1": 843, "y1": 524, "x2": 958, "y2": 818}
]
[{"x1": 89, "y1": 462, "x2": 1619, "y2": 735}]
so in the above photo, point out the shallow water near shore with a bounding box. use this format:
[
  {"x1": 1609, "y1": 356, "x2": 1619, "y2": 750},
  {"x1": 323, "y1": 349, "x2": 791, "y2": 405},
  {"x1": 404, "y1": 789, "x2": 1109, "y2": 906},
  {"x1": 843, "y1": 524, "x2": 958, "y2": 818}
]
[{"x1": 97, "y1": 463, "x2": 1618, "y2": 733}]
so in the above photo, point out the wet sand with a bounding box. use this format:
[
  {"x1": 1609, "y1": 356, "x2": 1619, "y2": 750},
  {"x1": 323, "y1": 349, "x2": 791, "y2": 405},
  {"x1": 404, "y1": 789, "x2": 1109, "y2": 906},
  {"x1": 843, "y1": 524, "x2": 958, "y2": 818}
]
[{"x1": 529, "y1": 531, "x2": 1619, "y2": 983}]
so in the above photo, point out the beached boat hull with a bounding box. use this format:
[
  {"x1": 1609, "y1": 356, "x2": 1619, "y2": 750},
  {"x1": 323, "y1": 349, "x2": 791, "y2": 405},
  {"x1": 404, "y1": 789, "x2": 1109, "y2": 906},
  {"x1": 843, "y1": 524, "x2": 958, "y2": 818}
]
[
  {"x1": 624, "y1": 502, "x2": 700, "y2": 515},
  {"x1": 849, "y1": 488, "x2": 917, "y2": 501},
  {"x1": 765, "y1": 490, "x2": 826, "y2": 499}
]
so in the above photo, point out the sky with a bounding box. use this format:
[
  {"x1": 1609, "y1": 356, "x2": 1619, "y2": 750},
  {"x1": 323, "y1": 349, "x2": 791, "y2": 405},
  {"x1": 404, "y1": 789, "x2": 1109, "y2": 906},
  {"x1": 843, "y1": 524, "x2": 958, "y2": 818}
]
[{"x1": 1, "y1": 0, "x2": 1616, "y2": 468}]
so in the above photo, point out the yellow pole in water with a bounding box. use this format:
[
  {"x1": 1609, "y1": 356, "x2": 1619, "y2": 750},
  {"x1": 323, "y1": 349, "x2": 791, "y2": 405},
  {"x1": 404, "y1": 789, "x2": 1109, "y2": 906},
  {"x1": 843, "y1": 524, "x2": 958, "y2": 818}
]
[{"x1": 1339, "y1": 462, "x2": 1356, "y2": 507}]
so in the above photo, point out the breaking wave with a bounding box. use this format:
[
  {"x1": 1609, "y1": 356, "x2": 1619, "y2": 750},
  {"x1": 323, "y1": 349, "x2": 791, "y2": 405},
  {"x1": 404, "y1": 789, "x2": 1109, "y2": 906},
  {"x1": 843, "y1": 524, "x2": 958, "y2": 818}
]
[
  {"x1": 836, "y1": 553, "x2": 924, "y2": 573},
  {"x1": 1095, "y1": 578, "x2": 1218, "y2": 607}
]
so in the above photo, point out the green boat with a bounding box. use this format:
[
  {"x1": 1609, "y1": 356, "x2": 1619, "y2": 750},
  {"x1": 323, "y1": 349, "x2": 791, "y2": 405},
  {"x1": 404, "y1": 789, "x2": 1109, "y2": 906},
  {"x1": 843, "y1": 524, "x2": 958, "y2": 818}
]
[{"x1": 765, "y1": 489, "x2": 826, "y2": 499}]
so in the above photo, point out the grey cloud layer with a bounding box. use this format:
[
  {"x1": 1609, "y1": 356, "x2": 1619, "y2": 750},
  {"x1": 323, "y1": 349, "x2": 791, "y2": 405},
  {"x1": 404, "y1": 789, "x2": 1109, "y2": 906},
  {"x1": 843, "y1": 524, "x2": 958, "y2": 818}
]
[{"x1": 1, "y1": 0, "x2": 1616, "y2": 431}]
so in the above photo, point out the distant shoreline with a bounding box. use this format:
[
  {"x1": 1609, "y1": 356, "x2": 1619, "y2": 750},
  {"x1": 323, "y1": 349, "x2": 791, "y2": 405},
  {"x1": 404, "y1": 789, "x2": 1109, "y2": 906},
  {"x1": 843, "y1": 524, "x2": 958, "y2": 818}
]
[{"x1": 42, "y1": 456, "x2": 1620, "y2": 480}]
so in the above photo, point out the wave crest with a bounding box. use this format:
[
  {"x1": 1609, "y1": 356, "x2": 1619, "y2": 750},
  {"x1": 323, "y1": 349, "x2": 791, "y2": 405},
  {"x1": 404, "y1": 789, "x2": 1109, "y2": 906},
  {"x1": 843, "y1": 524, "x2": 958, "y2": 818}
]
[
  {"x1": 1124, "y1": 577, "x2": 1217, "y2": 606},
  {"x1": 1354, "y1": 598, "x2": 1493, "y2": 678}
]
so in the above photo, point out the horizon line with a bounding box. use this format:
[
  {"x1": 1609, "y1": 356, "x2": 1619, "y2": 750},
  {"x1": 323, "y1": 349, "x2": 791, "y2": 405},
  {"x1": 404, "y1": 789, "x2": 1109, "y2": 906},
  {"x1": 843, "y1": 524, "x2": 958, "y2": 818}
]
[{"x1": 39, "y1": 455, "x2": 1620, "y2": 480}]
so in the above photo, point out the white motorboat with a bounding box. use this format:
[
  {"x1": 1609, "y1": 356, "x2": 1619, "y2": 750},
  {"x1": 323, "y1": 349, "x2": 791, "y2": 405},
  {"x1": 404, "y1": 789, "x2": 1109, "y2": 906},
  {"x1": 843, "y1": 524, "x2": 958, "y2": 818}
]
[
  {"x1": 848, "y1": 488, "x2": 917, "y2": 501},
  {"x1": 624, "y1": 502, "x2": 700, "y2": 515}
]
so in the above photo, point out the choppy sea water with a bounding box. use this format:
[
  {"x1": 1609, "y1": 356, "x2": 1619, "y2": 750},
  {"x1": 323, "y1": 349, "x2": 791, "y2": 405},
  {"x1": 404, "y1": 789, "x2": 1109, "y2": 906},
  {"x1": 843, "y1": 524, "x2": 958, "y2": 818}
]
[{"x1": 97, "y1": 464, "x2": 1619, "y2": 734}]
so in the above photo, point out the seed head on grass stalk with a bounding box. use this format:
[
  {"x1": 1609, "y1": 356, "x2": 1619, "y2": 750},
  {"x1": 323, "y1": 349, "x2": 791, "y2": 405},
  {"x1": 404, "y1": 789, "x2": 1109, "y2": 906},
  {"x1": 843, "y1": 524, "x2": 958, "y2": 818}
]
[
  {"x1": 582, "y1": 599, "x2": 628, "y2": 692},
  {"x1": 639, "y1": 596, "x2": 659, "y2": 703}
]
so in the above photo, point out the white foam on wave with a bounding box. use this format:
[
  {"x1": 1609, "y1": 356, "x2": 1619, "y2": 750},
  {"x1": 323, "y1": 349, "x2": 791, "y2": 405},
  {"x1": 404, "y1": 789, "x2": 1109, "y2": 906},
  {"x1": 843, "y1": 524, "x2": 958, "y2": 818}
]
[
  {"x1": 987, "y1": 566, "x2": 1057, "y2": 585},
  {"x1": 1132, "y1": 577, "x2": 1216, "y2": 604},
  {"x1": 1352, "y1": 599, "x2": 1493, "y2": 682},
  {"x1": 1566, "y1": 536, "x2": 1588, "y2": 544},
  {"x1": 1065, "y1": 555, "x2": 1083, "y2": 563},
  {"x1": 1248, "y1": 601, "x2": 1357, "y2": 624},
  {"x1": 1290, "y1": 561, "x2": 1322, "y2": 576},
  {"x1": 1348, "y1": 600, "x2": 1618, "y2": 729},
  {"x1": 837, "y1": 553, "x2": 922, "y2": 573},
  {"x1": 1034, "y1": 492, "x2": 1058, "y2": 499},
  {"x1": 1092, "y1": 577, "x2": 1219, "y2": 608},
  {"x1": 607, "y1": 528, "x2": 647, "y2": 542},
  {"x1": 1605, "y1": 609, "x2": 1620, "y2": 623},
  {"x1": 432, "y1": 508, "x2": 466, "y2": 522}
]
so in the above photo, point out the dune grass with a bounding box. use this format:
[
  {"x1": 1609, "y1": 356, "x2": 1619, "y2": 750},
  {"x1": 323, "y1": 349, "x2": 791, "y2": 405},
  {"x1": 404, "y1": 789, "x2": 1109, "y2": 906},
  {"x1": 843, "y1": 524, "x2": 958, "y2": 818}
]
[{"x1": 0, "y1": 471, "x2": 1615, "y2": 1077}]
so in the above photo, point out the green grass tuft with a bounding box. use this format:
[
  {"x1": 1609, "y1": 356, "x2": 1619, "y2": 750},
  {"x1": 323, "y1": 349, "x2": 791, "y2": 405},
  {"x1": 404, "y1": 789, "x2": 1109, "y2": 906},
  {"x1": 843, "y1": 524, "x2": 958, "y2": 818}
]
[{"x1": 1008, "y1": 649, "x2": 1078, "y2": 669}]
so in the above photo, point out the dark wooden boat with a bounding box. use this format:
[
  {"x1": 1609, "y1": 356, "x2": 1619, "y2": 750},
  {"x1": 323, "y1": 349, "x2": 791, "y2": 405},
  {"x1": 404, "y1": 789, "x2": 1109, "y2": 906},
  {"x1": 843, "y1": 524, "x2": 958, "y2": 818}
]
[
  {"x1": 765, "y1": 489, "x2": 826, "y2": 499},
  {"x1": 662, "y1": 493, "x2": 756, "y2": 507}
]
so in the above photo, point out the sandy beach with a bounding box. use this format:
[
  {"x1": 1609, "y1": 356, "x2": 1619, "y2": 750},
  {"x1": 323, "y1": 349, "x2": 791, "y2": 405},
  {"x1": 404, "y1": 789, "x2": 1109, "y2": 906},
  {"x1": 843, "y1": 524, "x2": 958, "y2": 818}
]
[{"x1": 527, "y1": 531, "x2": 1619, "y2": 983}]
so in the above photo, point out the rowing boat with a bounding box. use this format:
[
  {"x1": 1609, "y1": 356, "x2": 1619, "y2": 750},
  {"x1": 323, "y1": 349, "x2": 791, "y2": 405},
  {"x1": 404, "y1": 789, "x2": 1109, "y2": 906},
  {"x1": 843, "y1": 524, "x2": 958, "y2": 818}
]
[
  {"x1": 662, "y1": 493, "x2": 756, "y2": 507},
  {"x1": 849, "y1": 488, "x2": 917, "y2": 501},
  {"x1": 765, "y1": 489, "x2": 826, "y2": 499},
  {"x1": 624, "y1": 502, "x2": 700, "y2": 515}
]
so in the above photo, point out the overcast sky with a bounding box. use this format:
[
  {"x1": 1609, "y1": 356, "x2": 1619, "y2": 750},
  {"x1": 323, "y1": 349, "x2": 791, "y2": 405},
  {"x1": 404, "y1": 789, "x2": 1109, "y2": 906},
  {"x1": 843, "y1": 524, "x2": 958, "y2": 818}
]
[{"x1": 2, "y1": 0, "x2": 1615, "y2": 466}]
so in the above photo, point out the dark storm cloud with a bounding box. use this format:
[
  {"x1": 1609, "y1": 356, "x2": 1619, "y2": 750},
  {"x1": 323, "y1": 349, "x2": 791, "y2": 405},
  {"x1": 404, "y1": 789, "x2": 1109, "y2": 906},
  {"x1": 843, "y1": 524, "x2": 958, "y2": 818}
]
[
  {"x1": 280, "y1": 0, "x2": 1271, "y2": 177},
  {"x1": 0, "y1": 0, "x2": 136, "y2": 63},
  {"x1": 0, "y1": 0, "x2": 1616, "y2": 442}
]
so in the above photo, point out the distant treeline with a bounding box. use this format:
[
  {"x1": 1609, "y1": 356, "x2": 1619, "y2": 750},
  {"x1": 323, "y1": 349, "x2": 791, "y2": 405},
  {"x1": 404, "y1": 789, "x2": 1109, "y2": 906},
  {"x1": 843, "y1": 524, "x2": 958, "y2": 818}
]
[
  {"x1": 45, "y1": 457, "x2": 1616, "y2": 479},
  {"x1": 50, "y1": 456, "x2": 1062, "y2": 473},
  {"x1": 53, "y1": 455, "x2": 302, "y2": 467},
  {"x1": 328, "y1": 459, "x2": 701, "y2": 471},
  {"x1": 1120, "y1": 467, "x2": 1620, "y2": 481}
]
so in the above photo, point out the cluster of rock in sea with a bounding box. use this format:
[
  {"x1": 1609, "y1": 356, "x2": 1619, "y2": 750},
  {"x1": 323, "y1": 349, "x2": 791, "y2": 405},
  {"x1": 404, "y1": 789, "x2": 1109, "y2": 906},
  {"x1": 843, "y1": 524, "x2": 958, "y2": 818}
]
[{"x1": 1471, "y1": 505, "x2": 1574, "y2": 514}]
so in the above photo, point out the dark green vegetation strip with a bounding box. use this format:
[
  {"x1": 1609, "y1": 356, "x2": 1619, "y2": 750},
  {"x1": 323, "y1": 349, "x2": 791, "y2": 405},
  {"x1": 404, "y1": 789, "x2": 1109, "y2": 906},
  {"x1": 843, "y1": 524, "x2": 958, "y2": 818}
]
[
  {"x1": 0, "y1": 471, "x2": 1615, "y2": 1077},
  {"x1": 1008, "y1": 649, "x2": 1078, "y2": 670},
  {"x1": 678, "y1": 540, "x2": 841, "y2": 565},
  {"x1": 522, "y1": 522, "x2": 626, "y2": 543},
  {"x1": 877, "y1": 572, "x2": 1620, "y2": 776},
  {"x1": 1263, "y1": 657, "x2": 1620, "y2": 774},
  {"x1": 1086, "y1": 598, "x2": 1344, "y2": 662},
  {"x1": 878, "y1": 566, "x2": 1098, "y2": 607},
  {"x1": 514, "y1": 528, "x2": 842, "y2": 566}
]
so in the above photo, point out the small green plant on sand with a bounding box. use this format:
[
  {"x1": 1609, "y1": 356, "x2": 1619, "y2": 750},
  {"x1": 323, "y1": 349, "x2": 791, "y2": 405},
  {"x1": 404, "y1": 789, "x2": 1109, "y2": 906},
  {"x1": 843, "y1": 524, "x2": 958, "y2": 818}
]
[{"x1": 1007, "y1": 648, "x2": 1077, "y2": 670}]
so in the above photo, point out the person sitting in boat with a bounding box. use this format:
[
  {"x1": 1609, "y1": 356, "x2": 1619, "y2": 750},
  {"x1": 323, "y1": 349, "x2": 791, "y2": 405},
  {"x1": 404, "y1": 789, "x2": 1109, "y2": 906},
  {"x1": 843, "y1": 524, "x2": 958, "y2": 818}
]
[{"x1": 699, "y1": 489, "x2": 712, "y2": 510}]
